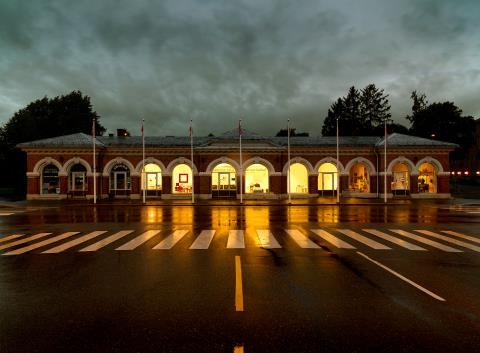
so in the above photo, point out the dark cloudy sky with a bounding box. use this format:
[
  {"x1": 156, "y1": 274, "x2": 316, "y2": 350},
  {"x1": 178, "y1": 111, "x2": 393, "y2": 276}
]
[{"x1": 1, "y1": 0, "x2": 479, "y2": 136}]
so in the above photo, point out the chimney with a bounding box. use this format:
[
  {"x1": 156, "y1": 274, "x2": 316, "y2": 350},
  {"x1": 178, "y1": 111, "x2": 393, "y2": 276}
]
[{"x1": 117, "y1": 128, "x2": 130, "y2": 137}]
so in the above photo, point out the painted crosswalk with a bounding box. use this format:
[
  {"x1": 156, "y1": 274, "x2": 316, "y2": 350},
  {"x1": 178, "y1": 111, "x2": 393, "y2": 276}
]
[{"x1": 0, "y1": 227, "x2": 479, "y2": 255}]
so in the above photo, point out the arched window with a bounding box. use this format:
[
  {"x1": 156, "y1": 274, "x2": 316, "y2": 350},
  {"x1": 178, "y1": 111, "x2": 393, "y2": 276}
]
[
  {"x1": 318, "y1": 162, "x2": 338, "y2": 195},
  {"x1": 110, "y1": 163, "x2": 131, "y2": 194},
  {"x1": 289, "y1": 163, "x2": 308, "y2": 194},
  {"x1": 245, "y1": 164, "x2": 269, "y2": 193},
  {"x1": 418, "y1": 162, "x2": 436, "y2": 193},
  {"x1": 392, "y1": 163, "x2": 409, "y2": 195},
  {"x1": 69, "y1": 164, "x2": 87, "y2": 193},
  {"x1": 41, "y1": 164, "x2": 59, "y2": 194},
  {"x1": 172, "y1": 163, "x2": 193, "y2": 194},
  {"x1": 349, "y1": 163, "x2": 370, "y2": 193},
  {"x1": 141, "y1": 163, "x2": 162, "y2": 193},
  {"x1": 212, "y1": 163, "x2": 236, "y2": 197}
]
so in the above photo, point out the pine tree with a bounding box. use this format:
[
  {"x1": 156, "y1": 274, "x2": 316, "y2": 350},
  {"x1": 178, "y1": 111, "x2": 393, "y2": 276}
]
[
  {"x1": 342, "y1": 86, "x2": 362, "y2": 135},
  {"x1": 321, "y1": 98, "x2": 344, "y2": 136},
  {"x1": 360, "y1": 84, "x2": 391, "y2": 133}
]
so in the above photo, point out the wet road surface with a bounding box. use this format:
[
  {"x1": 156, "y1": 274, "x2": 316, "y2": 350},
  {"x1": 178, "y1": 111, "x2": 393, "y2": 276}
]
[{"x1": 1, "y1": 202, "x2": 480, "y2": 352}]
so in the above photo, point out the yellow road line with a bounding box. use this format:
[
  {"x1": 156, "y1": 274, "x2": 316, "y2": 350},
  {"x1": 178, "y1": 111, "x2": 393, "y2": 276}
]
[{"x1": 235, "y1": 255, "x2": 244, "y2": 312}]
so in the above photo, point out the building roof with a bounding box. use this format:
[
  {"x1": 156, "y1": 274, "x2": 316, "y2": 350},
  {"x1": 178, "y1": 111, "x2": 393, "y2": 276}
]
[{"x1": 17, "y1": 131, "x2": 458, "y2": 149}]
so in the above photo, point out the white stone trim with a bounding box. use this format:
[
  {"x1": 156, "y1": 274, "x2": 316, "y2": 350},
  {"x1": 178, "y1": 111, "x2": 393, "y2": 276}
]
[
  {"x1": 165, "y1": 157, "x2": 198, "y2": 175},
  {"x1": 243, "y1": 157, "x2": 277, "y2": 175},
  {"x1": 32, "y1": 157, "x2": 64, "y2": 175},
  {"x1": 204, "y1": 157, "x2": 241, "y2": 175},
  {"x1": 416, "y1": 157, "x2": 444, "y2": 173},
  {"x1": 344, "y1": 157, "x2": 377, "y2": 176},
  {"x1": 282, "y1": 157, "x2": 315, "y2": 175},
  {"x1": 387, "y1": 156, "x2": 418, "y2": 176},
  {"x1": 134, "y1": 158, "x2": 166, "y2": 174},
  {"x1": 313, "y1": 157, "x2": 345, "y2": 174},
  {"x1": 63, "y1": 157, "x2": 92, "y2": 174},
  {"x1": 102, "y1": 157, "x2": 137, "y2": 176}
]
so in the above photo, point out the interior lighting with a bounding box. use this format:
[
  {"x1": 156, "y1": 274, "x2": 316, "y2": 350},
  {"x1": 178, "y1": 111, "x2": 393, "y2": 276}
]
[
  {"x1": 457, "y1": 171, "x2": 462, "y2": 175},
  {"x1": 476, "y1": 171, "x2": 480, "y2": 175},
  {"x1": 464, "y1": 171, "x2": 469, "y2": 175}
]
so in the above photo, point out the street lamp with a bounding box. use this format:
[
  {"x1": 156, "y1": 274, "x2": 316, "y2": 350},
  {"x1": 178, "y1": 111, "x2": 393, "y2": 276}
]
[{"x1": 336, "y1": 116, "x2": 340, "y2": 204}]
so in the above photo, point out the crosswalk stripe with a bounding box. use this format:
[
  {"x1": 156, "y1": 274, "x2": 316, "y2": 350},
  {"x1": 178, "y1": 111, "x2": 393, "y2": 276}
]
[
  {"x1": 390, "y1": 229, "x2": 462, "y2": 252},
  {"x1": 42, "y1": 231, "x2": 108, "y2": 253},
  {"x1": 116, "y1": 230, "x2": 161, "y2": 251},
  {"x1": 189, "y1": 230, "x2": 216, "y2": 249},
  {"x1": 442, "y1": 230, "x2": 480, "y2": 244},
  {"x1": 0, "y1": 213, "x2": 14, "y2": 216},
  {"x1": 256, "y1": 230, "x2": 281, "y2": 248},
  {"x1": 415, "y1": 230, "x2": 480, "y2": 253},
  {"x1": 0, "y1": 233, "x2": 51, "y2": 251},
  {"x1": 311, "y1": 229, "x2": 355, "y2": 249},
  {"x1": 153, "y1": 230, "x2": 189, "y2": 249},
  {"x1": 363, "y1": 229, "x2": 427, "y2": 251},
  {"x1": 3, "y1": 232, "x2": 79, "y2": 255},
  {"x1": 227, "y1": 230, "x2": 245, "y2": 249},
  {"x1": 0, "y1": 234, "x2": 25, "y2": 243},
  {"x1": 79, "y1": 230, "x2": 134, "y2": 251},
  {"x1": 337, "y1": 229, "x2": 391, "y2": 250},
  {"x1": 286, "y1": 229, "x2": 320, "y2": 249}
]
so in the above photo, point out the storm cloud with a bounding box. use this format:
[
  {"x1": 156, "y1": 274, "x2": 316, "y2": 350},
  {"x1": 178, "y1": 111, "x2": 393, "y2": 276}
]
[{"x1": 1, "y1": 0, "x2": 479, "y2": 136}]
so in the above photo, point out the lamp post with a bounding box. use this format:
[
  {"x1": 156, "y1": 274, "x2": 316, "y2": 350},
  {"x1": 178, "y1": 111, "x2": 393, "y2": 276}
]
[
  {"x1": 287, "y1": 118, "x2": 291, "y2": 204},
  {"x1": 336, "y1": 116, "x2": 340, "y2": 204},
  {"x1": 384, "y1": 118, "x2": 387, "y2": 203}
]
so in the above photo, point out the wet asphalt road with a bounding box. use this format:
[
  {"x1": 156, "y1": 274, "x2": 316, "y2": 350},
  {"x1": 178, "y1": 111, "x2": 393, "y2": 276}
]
[{"x1": 1, "y1": 201, "x2": 480, "y2": 352}]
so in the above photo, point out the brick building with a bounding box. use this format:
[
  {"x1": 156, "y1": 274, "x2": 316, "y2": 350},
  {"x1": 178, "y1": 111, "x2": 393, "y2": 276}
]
[{"x1": 18, "y1": 129, "x2": 456, "y2": 200}]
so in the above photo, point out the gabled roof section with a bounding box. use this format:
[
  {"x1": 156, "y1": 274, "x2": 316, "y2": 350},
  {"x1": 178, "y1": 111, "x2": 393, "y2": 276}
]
[
  {"x1": 219, "y1": 128, "x2": 264, "y2": 140},
  {"x1": 17, "y1": 133, "x2": 105, "y2": 148},
  {"x1": 376, "y1": 133, "x2": 458, "y2": 147}
]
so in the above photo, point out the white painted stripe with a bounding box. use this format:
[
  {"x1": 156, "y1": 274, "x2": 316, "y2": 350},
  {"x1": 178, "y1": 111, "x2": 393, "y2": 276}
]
[
  {"x1": 311, "y1": 229, "x2": 356, "y2": 249},
  {"x1": 390, "y1": 229, "x2": 462, "y2": 252},
  {"x1": 256, "y1": 230, "x2": 281, "y2": 249},
  {"x1": 116, "y1": 230, "x2": 160, "y2": 251},
  {"x1": 79, "y1": 230, "x2": 134, "y2": 252},
  {"x1": 357, "y1": 251, "x2": 445, "y2": 301},
  {"x1": 227, "y1": 230, "x2": 245, "y2": 249},
  {"x1": 337, "y1": 229, "x2": 391, "y2": 250},
  {"x1": 42, "y1": 231, "x2": 108, "y2": 253},
  {"x1": 286, "y1": 229, "x2": 320, "y2": 249},
  {"x1": 153, "y1": 230, "x2": 189, "y2": 249},
  {"x1": 0, "y1": 233, "x2": 51, "y2": 251},
  {"x1": 235, "y1": 255, "x2": 244, "y2": 311},
  {"x1": 442, "y1": 230, "x2": 480, "y2": 244},
  {"x1": 0, "y1": 234, "x2": 24, "y2": 243},
  {"x1": 0, "y1": 213, "x2": 14, "y2": 216},
  {"x1": 363, "y1": 229, "x2": 427, "y2": 251},
  {"x1": 415, "y1": 230, "x2": 480, "y2": 253},
  {"x1": 189, "y1": 230, "x2": 216, "y2": 249},
  {"x1": 3, "y1": 232, "x2": 79, "y2": 255}
]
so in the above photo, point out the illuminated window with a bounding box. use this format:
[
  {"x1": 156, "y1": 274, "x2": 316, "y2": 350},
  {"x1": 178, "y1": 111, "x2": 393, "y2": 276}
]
[
  {"x1": 392, "y1": 163, "x2": 409, "y2": 193},
  {"x1": 41, "y1": 164, "x2": 60, "y2": 194},
  {"x1": 212, "y1": 163, "x2": 236, "y2": 197},
  {"x1": 141, "y1": 163, "x2": 162, "y2": 191},
  {"x1": 289, "y1": 163, "x2": 308, "y2": 194},
  {"x1": 172, "y1": 163, "x2": 193, "y2": 194},
  {"x1": 318, "y1": 162, "x2": 338, "y2": 193},
  {"x1": 245, "y1": 164, "x2": 269, "y2": 193},
  {"x1": 349, "y1": 163, "x2": 370, "y2": 193},
  {"x1": 418, "y1": 162, "x2": 436, "y2": 193}
]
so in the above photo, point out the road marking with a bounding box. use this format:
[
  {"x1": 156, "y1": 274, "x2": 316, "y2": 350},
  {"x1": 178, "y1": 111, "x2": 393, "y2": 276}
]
[
  {"x1": 3, "y1": 232, "x2": 79, "y2": 255},
  {"x1": 363, "y1": 229, "x2": 427, "y2": 251},
  {"x1": 442, "y1": 230, "x2": 480, "y2": 245},
  {"x1": 0, "y1": 233, "x2": 51, "y2": 251},
  {"x1": 153, "y1": 230, "x2": 189, "y2": 249},
  {"x1": 189, "y1": 230, "x2": 216, "y2": 249},
  {"x1": 256, "y1": 230, "x2": 281, "y2": 248},
  {"x1": 79, "y1": 230, "x2": 134, "y2": 252},
  {"x1": 357, "y1": 251, "x2": 445, "y2": 301},
  {"x1": 116, "y1": 230, "x2": 160, "y2": 251},
  {"x1": 235, "y1": 255, "x2": 244, "y2": 311},
  {"x1": 390, "y1": 229, "x2": 462, "y2": 252},
  {"x1": 415, "y1": 230, "x2": 480, "y2": 253},
  {"x1": 42, "y1": 231, "x2": 108, "y2": 253},
  {"x1": 0, "y1": 234, "x2": 25, "y2": 243},
  {"x1": 337, "y1": 229, "x2": 391, "y2": 250},
  {"x1": 311, "y1": 229, "x2": 356, "y2": 249},
  {"x1": 0, "y1": 213, "x2": 14, "y2": 216},
  {"x1": 286, "y1": 229, "x2": 320, "y2": 249},
  {"x1": 227, "y1": 230, "x2": 245, "y2": 249}
]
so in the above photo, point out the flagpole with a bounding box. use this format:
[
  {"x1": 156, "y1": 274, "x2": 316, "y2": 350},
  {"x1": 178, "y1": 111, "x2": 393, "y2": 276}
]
[
  {"x1": 92, "y1": 118, "x2": 96, "y2": 204},
  {"x1": 336, "y1": 116, "x2": 340, "y2": 204},
  {"x1": 287, "y1": 118, "x2": 291, "y2": 204},
  {"x1": 190, "y1": 119, "x2": 195, "y2": 204},
  {"x1": 239, "y1": 119, "x2": 243, "y2": 204},
  {"x1": 142, "y1": 118, "x2": 146, "y2": 204},
  {"x1": 384, "y1": 119, "x2": 387, "y2": 203}
]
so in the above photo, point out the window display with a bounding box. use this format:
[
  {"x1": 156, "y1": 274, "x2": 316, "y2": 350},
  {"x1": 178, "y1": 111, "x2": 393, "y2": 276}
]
[
  {"x1": 245, "y1": 164, "x2": 269, "y2": 193},
  {"x1": 212, "y1": 163, "x2": 236, "y2": 197},
  {"x1": 392, "y1": 163, "x2": 409, "y2": 194},
  {"x1": 141, "y1": 163, "x2": 162, "y2": 191},
  {"x1": 173, "y1": 163, "x2": 193, "y2": 193},
  {"x1": 318, "y1": 162, "x2": 338, "y2": 194},
  {"x1": 418, "y1": 162, "x2": 436, "y2": 193},
  {"x1": 289, "y1": 163, "x2": 308, "y2": 194},
  {"x1": 349, "y1": 163, "x2": 370, "y2": 193},
  {"x1": 42, "y1": 164, "x2": 60, "y2": 194}
]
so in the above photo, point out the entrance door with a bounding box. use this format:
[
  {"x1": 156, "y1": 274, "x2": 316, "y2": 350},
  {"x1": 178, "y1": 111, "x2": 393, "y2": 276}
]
[
  {"x1": 114, "y1": 171, "x2": 127, "y2": 195},
  {"x1": 71, "y1": 172, "x2": 86, "y2": 196},
  {"x1": 321, "y1": 172, "x2": 336, "y2": 196},
  {"x1": 393, "y1": 171, "x2": 409, "y2": 196},
  {"x1": 213, "y1": 172, "x2": 236, "y2": 198},
  {"x1": 146, "y1": 172, "x2": 161, "y2": 196}
]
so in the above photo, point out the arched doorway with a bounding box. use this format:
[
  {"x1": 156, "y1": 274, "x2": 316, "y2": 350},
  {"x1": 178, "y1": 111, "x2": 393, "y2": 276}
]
[
  {"x1": 289, "y1": 163, "x2": 308, "y2": 194},
  {"x1": 418, "y1": 162, "x2": 436, "y2": 193},
  {"x1": 211, "y1": 163, "x2": 236, "y2": 198},
  {"x1": 172, "y1": 163, "x2": 193, "y2": 194},
  {"x1": 245, "y1": 164, "x2": 269, "y2": 194},
  {"x1": 349, "y1": 163, "x2": 370, "y2": 193},
  {"x1": 392, "y1": 163, "x2": 410, "y2": 195},
  {"x1": 141, "y1": 163, "x2": 162, "y2": 196},
  {"x1": 318, "y1": 162, "x2": 338, "y2": 196},
  {"x1": 69, "y1": 163, "x2": 87, "y2": 197},
  {"x1": 110, "y1": 163, "x2": 131, "y2": 197},
  {"x1": 41, "y1": 164, "x2": 60, "y2": 194}
]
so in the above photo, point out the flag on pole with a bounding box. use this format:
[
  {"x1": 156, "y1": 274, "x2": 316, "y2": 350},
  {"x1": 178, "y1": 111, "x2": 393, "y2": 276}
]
[
  {"x1": 190, "y1": 119, "x2": 195, "y2": 204},
  {"x1": 92, "y1": 117, "x2": 97, "y2": 204},
  {"x1": 238, "y1": 119, "x2": 242, "y2": 136},
  {"x1": 142, "y1": 118, "x2": 146, "y2": 203}
]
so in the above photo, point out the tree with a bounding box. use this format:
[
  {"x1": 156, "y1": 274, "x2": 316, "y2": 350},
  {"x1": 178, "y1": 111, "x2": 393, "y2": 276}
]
[
  {"x1": 276, "y1": 128, "x2": 309, "y2": 137},
  {"x1": 321, "y1": 98, "x2": 344, "y2": 136},
  {"x1": 341, "y1": 86, "x2": 363, "y2": 135},
  {"x1": 406, "y1": 90, "x2": 428, "y2": 123},
  {"x1": 360, "y1": 84, "x2": 391, "y2": 131}
]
